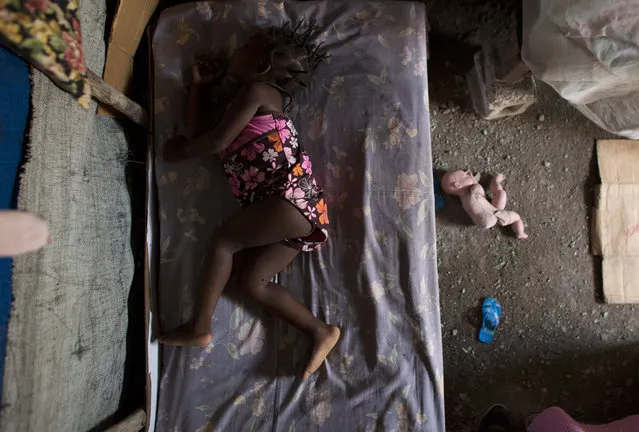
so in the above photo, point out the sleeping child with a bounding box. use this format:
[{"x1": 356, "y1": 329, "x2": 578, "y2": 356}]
[{"x1": 161, "y1": 22, "x2": 340, "y2": 381}]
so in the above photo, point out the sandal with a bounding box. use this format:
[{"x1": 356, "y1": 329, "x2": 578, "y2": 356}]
[{"x1": 479, "y1": 297, "x2": 501, "y2": 344}]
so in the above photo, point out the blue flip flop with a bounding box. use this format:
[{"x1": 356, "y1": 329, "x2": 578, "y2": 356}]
[{"x1": 479, "y1": 298, "x2": 501, "y2": 344}]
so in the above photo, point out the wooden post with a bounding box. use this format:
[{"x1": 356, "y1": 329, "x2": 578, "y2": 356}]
[
  {"x1": 104, "y1": 408, "x2": 146, "y2": 432},
  {"x1": 87, "y1": 69, "x2": 148, "y2": 127}
]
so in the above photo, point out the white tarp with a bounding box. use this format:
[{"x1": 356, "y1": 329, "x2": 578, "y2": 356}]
[{"x1": 522, "y1": 0, "x2": 639, "y2": 138}]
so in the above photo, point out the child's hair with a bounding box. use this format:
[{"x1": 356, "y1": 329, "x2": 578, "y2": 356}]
[{"x1": 252, "y1": 19, "x2": 329, "y2": 96}]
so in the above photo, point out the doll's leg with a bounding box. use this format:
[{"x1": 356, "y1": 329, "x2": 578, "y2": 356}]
[
  {"x1": 238, "y1": 243, "x2": 340, "y2": 380},
  {"x1": 495, "y1": 210, "x2": 528, "y2": 239},
  {"x1": 161, "y1": 196, "x2": 315, "y2": 347},
  {"x1": 490, "y1": 174, "x2": 507, "y2": 211}
]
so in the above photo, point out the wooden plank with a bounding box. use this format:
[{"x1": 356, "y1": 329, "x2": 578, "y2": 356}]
[
  {"x1": 87, "y1": 69, "x2": 148, "y2": 127},
  {"x1": 105, "y1": 409, "x2": 146, "y2": 432},
  {"x1": 98, "y1": 0, "x2": 159, "y2": 117}
]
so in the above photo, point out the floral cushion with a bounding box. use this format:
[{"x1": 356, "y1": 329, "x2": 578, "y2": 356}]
[{"x1": 0, "y1": 0, "x2": 90, "y2": 108}]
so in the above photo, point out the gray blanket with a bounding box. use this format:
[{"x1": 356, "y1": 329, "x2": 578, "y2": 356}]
[
  {"x1": 0, "y1": 0, "x2": 134, "y2": 430},
  {"x1": 152, "y1": 1, "x2": 444, "y2": 430}
]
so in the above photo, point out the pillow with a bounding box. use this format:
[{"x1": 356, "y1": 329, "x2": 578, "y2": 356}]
[{"x1": 0, "y1": 0, "x2": 91, "y2": 108}]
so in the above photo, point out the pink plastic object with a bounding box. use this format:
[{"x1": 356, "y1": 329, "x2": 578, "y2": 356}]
[
  {"x1": 441, "y1": 170, "x2": 528, "y2": 239},
  {"x1": 0, "y1": 210, "x2": 52, "y2": 257}
]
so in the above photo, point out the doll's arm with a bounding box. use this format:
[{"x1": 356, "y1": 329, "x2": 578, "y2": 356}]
[{"x1": 489, "y1": 174, "x2": 507, "y2": 211}]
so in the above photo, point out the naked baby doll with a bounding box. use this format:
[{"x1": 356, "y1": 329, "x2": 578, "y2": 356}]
[{"x1": 441, "y1": 170, "x2": 528, "y2": 239}]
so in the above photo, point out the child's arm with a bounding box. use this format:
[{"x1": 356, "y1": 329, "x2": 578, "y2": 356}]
[
  {"x1": 186, "y1": 58, "x2": 225, "y2": 137},
  {"x1": 166, "y1": 83, "x2": 276, "y2": 160},
  {"x1": 186, "y1": 81, "x2": 205, "y2": 137},
  {"x1": 184, "y1": 84, "x2": 262, "y2": 156}
]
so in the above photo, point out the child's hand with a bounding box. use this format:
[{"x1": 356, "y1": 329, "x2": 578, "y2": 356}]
[
  {"x1": 192, "y1": 58, "x2": 223, "y2": 85},
  {"x1": 164, "y1": 135, "x2": 190, "y2": 161},
  {"x1": 0, "y1": 210, "x2": 52, "y2": 257}
]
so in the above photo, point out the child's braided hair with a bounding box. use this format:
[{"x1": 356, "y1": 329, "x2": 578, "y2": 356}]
[{"x1": 252, "y1": 19, "x2": 329, "y2": 96}]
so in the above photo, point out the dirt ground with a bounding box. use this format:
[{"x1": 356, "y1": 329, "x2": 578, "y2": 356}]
[{"x1": 425, "y1": 0, "x2": 639, "y2": 431}]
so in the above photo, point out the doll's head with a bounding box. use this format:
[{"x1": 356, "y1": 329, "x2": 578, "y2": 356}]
[
  {"x1": 228, "y1": 21, "x2": 328, "y2": 98},
  {"x1": 441, "y1": 170, "x2": 478, "y2": 196}
]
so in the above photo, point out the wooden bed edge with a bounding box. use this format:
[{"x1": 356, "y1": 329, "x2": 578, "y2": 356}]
[{"x1": 104, "y1": 408, "x2": 146, "y2": 432}]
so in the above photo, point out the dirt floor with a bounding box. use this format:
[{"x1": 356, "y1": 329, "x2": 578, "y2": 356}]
[{"x1": 425, "y1": 0, "x2": 639, "y2": 431}]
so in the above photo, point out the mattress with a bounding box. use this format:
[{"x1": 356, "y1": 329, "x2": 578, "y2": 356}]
[{"x1": 151, "y1": 1, "x2": 443, "y2": 430}]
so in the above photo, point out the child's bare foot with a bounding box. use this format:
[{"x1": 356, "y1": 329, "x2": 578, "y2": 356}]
[
  {"x1": 494, "y1": 173, "x2": 505, "y2": 184},
  {"x1": 303, "y1": 325, "x2": 341, "y2": 380},
  {"x1": 160, "y1": 321, "x2": 212, "y2": 347}
]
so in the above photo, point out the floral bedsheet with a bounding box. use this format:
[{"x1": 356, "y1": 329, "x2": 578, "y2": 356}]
[{"x1": 152, "y1": 1, "x2": 444, "y2": 431}]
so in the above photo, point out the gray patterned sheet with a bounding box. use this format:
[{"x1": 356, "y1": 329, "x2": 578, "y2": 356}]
[{"x1": 151, "y1": 1, "x2": 443, "y2": 431}]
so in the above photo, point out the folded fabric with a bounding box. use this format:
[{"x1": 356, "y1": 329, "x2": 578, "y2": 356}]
[{"x1": 0, "y1": 0, "x2": 90, "y2": 108}]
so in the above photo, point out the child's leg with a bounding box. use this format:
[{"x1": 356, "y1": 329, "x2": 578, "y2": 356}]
[
  {"x1": 489, "y1": 174, "x2": 507, "y2": 211},
  {"x1": 161, "y1": 196, "x2": 317, "y2": 347},
  {"x1": 238, "y1": 243, "x2": 340, "y2": 380}
]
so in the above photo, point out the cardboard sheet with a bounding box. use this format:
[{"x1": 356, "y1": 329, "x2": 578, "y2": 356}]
[
  {"x1": 592, "y1": 140, "x2": 639, "y2": 303},
  {"x1": 98, "y1": 0, "x2": 158, "y2": 116}
]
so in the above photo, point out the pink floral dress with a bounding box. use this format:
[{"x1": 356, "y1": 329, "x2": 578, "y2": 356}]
[{"x1": 219, "y1": 112, "x2": 329, "y2": 251}]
